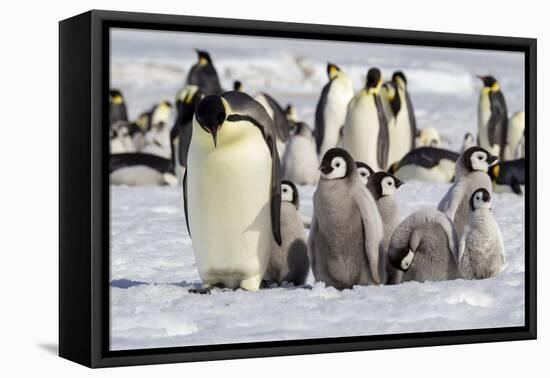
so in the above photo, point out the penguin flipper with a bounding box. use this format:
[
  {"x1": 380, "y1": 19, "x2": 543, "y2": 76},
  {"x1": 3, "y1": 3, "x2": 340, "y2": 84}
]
[
  {"x1": 406, "y1": 93, "x2": 417, "y2": 149},
  {"x1": 354, "y1": 186, "x2": 382, "y2": 284},
  {"x1": 375, "y1": 96, "x2": 389, "y2": 170},
  {"x1": 183, "y1": 170, "x2": 191, "y2": 237},
  {"x1": 268, "y1": 135, "x2": 282, "y2": 245},
  {"x1": 488, "y1": 90, "x2": 508, "y2": 156},
  {"x1": 314, "y1": 82, "x2": 331, "y2": 153}
]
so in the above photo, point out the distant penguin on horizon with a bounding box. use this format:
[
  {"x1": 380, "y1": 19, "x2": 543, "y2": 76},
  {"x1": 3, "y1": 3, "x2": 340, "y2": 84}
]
[
  {"x1": 343, "y1": 67, "x2": 389, "y2": 171},
  {"x1": 314, "y1": 63, "x2": 354, "y2": 158},
  {"x1": 477, "y1": 75, "x2": 508, "y2": 160}
]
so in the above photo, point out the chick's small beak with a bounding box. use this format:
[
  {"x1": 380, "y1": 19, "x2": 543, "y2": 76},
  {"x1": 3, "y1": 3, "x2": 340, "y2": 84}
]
[{"x1": 487, "y1": 155, "x2": 498, "y2": 165}]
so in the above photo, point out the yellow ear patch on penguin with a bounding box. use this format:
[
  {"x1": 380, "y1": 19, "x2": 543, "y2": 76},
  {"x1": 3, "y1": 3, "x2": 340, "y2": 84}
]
[
  {"x1": 328, "y1": 64, "x2": 340, "y2": 80},
  {"x1": 111, "y1": 95, "x2": 123, "y2": 104},
  {"x1": 198, "y1": 56, "x2": 209, "y2": 65},
  {"x1": 492, "y1": 164, "x2": 500, "y2": 178},
  {"x1": 491, "y1": 82, "x2": 501, "y2": 92}
]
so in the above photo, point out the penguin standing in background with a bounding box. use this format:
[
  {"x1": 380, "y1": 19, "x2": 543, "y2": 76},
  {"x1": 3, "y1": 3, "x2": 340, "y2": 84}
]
[
  {"x1": 109, "y1": 89, "x2": 128, "y2": 126},
  {"x1": 392, "y1": 71, "x2": 417, "y2": 147},
  {"x1": 438, "y1": 146, "x2": 497, "y2": 236},
  {"x1": 308, "y1": 148, "x2": 384, "y2": 289},
  {"x1": 282, "y1": 122, "x2": 319, "y2": 185},
  {"x1": 264, "y1": 181, "x2": 310, "y2": 286},
  {"x1": 254, "y1": 92, "x2": 292, "y2": 155},
  {"x1": 488, "y1": 158, "x2": 525, "y2": 194},
  {"x1": 366, "y1": 171, "x2": 404, "y2": 284},
  {"x1": 355, "y1": 161, "x2": 376, "y2": 185},
  {"x1": 389, "y1": 147, "x2": 459, "y2": 183},
  {"x1": 388, "y1": 209, "x2": 459, "y2": 283},
  {"x1": 477, "y1": 75, "x2": 508, "y2": 160},
  {"x1": 343, "y1": 68, "x2": 389, "y2": 171},
  {"x1": 504, "y1": 111, "x2": 525, "y2": 161},
  {"x1": 142, "y1": 101, "x2": 173, "y2": 159},
  {"x1": 458, "y1": 189, "x2": 505, "y2": 279},
  {"x1": 314, "y1": 63, "x2": 354, "y2": 158},
  {"x1": 110, "y1": 152, "x2": 176, "y2": 186},
  {"x1": 515, "y1": 130, "x2": 525, "y2": 159},
  {"x1": 186, "y1": 50, "x2": 223, "y2": 96},
  {"x1": 185, "y1": 91, "x2": 282, "y2": 292},
  {"x1": 462, "y1": 132, "x2": 476, "y2": 152}
]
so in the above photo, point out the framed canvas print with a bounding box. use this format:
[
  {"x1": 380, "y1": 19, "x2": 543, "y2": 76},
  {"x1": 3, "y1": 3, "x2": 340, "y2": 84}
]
[{"x1": 59, "y1": 10, "x2": 537, "y2": 368}]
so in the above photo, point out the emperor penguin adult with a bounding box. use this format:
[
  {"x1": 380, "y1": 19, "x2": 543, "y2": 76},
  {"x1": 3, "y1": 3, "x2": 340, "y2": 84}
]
[
  {"x1": 109, "y1": 89, "x2": 129, "y2": 126},
  {"x1": 314, "y1": 63, "x2": 354, "y2": 158},
  {"x1": 437, "y1": 146, "x2": 498, "y2": 236},
  {"x1": 264, "y1": 180, "x2": 310, "y2": 286},
  {"x1": 355, "y1": 161, "x2": 376, "y2": 185},
  {"x1": 380, "y1": 81, "x2": 402, "y2": 167},
  {"x1": 308, "y1": 148, "x2": 384, "y2": 289},
  {"x1": 185, "y1": 91, "x2": 282, "y2": 292},
  {"x1": 477, "y1": 75, "x2": 508, "y2": 160},
  {"x1": 281, "y1": 122, "x2": 319, "y2": 185},
  {"x1": 504, "y1": 111, "x2": 525, "y2": 161},
  {"x1": 388, "y1": 209, "x2": 459, "y2": 283},
  {"x1": 186, "y1": 50, "x2": 222, "y2": 96},
  {"x1": 458, "y1": 189, "x2": 505, "y2": 279},
  {"x1": 388, "y1": 147, "x2": 459, "y2": 183},
  {"x1": 386, "y1": 71, "x2": 417, "y2": 165},
  {"x1": 366, "y1": 171, "x2": 404, "y2": 284},
  {"x1": 343, "y1": 67, "x2": 389, "y2": 171}
]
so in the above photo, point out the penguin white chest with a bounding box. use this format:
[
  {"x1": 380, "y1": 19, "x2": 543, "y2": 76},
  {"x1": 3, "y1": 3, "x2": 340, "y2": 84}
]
[
  {"x1": 343, "y1": 94, "x2": 380, "y2": 169},
  {"x1": 388, "y1": 92, "x2": 412, "y2": 165},
  {"x1": 478, "y1": 92, "x2": 492, "y2": 149},
  {"x1": 320, "y1": 78, "x2": 353, "y2": 156},
  {"x1": 187, "y1": 126, "x2": 273, "y2": 289}
]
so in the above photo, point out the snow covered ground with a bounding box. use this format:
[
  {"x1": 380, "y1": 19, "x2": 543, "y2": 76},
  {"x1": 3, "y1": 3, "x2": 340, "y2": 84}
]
[{"x1": 109, "y1": 28, "x2": 525, "y2": 350}]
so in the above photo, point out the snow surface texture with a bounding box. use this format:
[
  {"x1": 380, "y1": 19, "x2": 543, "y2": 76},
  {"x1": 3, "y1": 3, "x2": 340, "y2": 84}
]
[{"x1": 110, "y1": 29, "x2": 525, "y2": 350}]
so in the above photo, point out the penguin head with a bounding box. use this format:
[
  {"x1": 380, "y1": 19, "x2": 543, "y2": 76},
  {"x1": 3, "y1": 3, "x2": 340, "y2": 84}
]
[
  {"x1": 463, "y1": 146, "x2": 498, "y2": 173},
  {"x1": 319, "y1": 148, "x2": 355, "y2": 180},
  {"x1": 392, "y1": 71, "x2": 407, "y2": 90},
  {"x1": 233, "y1": 81, "x2": 244, "y2": 92},
  {"x1": 355, "y1": 161, "x2": 375, "y2": 185},
  {"x1": 293, "y1": 122, "x2": 313, "y2": 139},
  {"x1": 327, "y1": 62, "x2": 342, "y2": 80},
  {"x1": 136, "y1": 112, "x2": 151, "y2": 131},
  {"x1": 381, "y1": 82, "x2": 401, "y2": 116},
  {"x1": 365, "y1": 68, "x2": 383, "y2": 94},
  {"x1": 367, "y1": 171, "x2": 403, "y2": 200},
  {"x1": 285, "y1": 104, "x2": 298, "y2": 123},
  {"x1": 109, "y1": 89, "x2": 124, "y2": 104},
  {"x1": 470, "y1": 188, "x2": 492, "y2": 211},
  {"x1": 477, "y1": 75, "x2": 500, "y2": 91},
  {"x1": 464, "y1": 132, "x2": 475, "y2": 145},
  {"x1": 281, "y1": 180, "x2": 300, "y2": 209},
  {"x1": 196, "y1": 49, "x2": 212, "y2": 65},
  {"x1": 194, "y1": 95, "x2": 227, "y2": 147}
]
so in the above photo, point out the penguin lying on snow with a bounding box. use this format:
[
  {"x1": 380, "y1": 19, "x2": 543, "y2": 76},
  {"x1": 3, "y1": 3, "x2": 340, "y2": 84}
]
[
  {"x1": 282, "y1": 122, "x2": 319, "y2": 185},
  {"x1": 264, "y1": 181, "x2": 310, "y2": 286},
  {"x1": 438, "y1": 146, "x2": 497, "y2": 237},
  {"x1": 185, "y1": 91, "x2": 281, "y2": 292},
  {"x1": 315, "y1": 63, "x2": 354, "y2": 157},
  {"x1": 366, "y1": 171, "x2": 404, "y2": 284},
  {"x1": 308, "y1": 148, "x2": 384, "y2": 289},
  {"x1": 458, "y1": 189, "x2": 505, "y2": 279},
  {"x1": 488, "y1": 158, "x2": 525, "y2": 194},
  {"x1": 389, "y1": 147, "x2": 459, "y2": 183},
  {"x1": 388, "y1": 209, "x2": 459, "y2": 283},
  {"x1": 355, "y1": 161, "x2": 376, "y2": 185},
  {"x1": 110, "y1": 153, "x2": 177, "y2": 186}
]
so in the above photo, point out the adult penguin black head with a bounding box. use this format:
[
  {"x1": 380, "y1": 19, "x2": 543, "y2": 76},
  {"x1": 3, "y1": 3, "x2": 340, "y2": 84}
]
[
  {"x1": 477, "y1": 75, "x2": 500, "y2": 91},
  {"x1": 327, "y1": 62, "x2": 342, "y2": 80},
  {"x1": 194, "y1": 95, "x2": 227, "y2": 147},
  {"x1": 366, "y1": 171, "x2": 403, "y2": 200},
  {"x1": 459, "y1": 146, "x2": 498, "y2": 176},
  {"x1": 109, "y1": 89, "x2": 124, "y2": 104},
  {"x1": 172, "y1": 85, "x2": 204, "y2": 141},
  {"x1": 233, "y1": 80, "x2": 244, "y2": 92},
  {"x1": 365, "y1": 68, "x2": 382, "y2": 93},
  {"x1": 470, "y1": 188, "x2": 492, "y2": 211},
  {"x1": 281, "y1": 180, "x2": 300, "y2": 209},
  {"x1": 319, "y1": 148, "x2": 356, "y2": 180},
  {"x1": 186, "y1": 49, "x2": 222, "y2": 95},
  {"x1": 392, "y1": 71, "x2": 407, "y2": 86}
]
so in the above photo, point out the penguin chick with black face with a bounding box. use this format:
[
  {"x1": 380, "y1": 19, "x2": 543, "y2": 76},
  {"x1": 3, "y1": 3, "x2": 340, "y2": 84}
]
[
  {"x1": 477, "y1": 75, "x2": 508, "y2": 160},
  {"x1": 308, "y1": 148, "x2": 384, "y2": 289},
  {"x1": 282, "y1": 122, "x2": 319, "y2": 185},
  {"x1": 109, "y1": 89, "x2": 128, "y2": 126},
  {"x1": 343, "y1": 67, "x2": 389, "y2": 171},
  {"x1": 264, "y1": 181, "x2": 310, "y2": 286},
  {"x1": 185, "y1": 91, "x2": 281, "y2": 292},
  {"x1": 315, "y1": 63, "x2": 354, "y2": 157},
  {"x1": 438, "y1": 146, "x2": 497, "y2": 237},
  {"x1": 355, "y1": 161, "x2": 376, "y2": 185},
  {"x1": 367, "y1": 171, "x2": 404, "y2": 284},
  {"x1": 388, "y1": 209, "x2": 459, "y2": 283},
  {"x1": 389, "y1": 147, "x2": 459, "y2": 183},
  {"x1": 187, "y1": 50, "x2": 222, "y2": 96},
  {"x1": 458, "y1": 189, "x2": 505, "y2": 279},
  {"x1": 488, "y1": 158, "x2": 525, "y2": 195}
]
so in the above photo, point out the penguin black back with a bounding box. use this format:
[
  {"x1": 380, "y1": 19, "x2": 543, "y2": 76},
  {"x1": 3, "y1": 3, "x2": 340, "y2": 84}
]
[{"x1": 186, "y1": 49, "x2": 222, "y2": 95}]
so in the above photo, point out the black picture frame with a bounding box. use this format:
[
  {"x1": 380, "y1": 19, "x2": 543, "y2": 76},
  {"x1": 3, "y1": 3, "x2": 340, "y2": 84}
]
[{"x1": 59, "y1": 9, "x2": 537, "y2": 368}]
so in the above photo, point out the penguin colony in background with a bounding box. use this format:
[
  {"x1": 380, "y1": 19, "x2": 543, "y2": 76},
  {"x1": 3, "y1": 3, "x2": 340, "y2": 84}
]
[{"x1": 108, "y1": 48, "x2": 520, "y2": 291}]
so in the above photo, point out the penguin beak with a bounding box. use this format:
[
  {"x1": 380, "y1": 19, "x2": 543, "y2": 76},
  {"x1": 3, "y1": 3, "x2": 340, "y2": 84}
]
[
  {"x1": 319, "y1": 162, "x2": 333, "y2": 175},
  {"x1": 395, "y1": 179, "x2": 404, "y2": 188},
  {"x1": 210, "y1": 127, "x2": 219, "y2": 148},
  {"x1": 487, "y1": 154, "x2": 498, "y2": 165}
]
